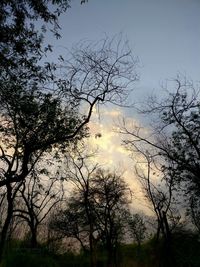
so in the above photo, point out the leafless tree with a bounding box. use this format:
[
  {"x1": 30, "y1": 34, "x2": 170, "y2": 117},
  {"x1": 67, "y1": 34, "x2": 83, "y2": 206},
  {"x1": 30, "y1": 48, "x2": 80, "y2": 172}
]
[
  {"x1": 51, "y1": 146, "x2": 99, "y2": 267},
  {"x1": 51, "y1": 158, "x2": 131, "y2": 267},
  {"x1": 128, "y1": 213, "x2": 146, "y2": 248},
  {"x1": 13, "y1": 169, "x2": 64, "y2": 248},
  {"x1": 118, "y1": 77, "x2": 200, "y2": 267}
]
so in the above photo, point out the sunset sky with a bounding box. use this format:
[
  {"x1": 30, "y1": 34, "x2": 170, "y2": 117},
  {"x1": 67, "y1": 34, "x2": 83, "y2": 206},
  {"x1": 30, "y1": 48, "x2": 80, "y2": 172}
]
[{"x1": 46, "y1": 0, "x2": 200, "y2": 213}]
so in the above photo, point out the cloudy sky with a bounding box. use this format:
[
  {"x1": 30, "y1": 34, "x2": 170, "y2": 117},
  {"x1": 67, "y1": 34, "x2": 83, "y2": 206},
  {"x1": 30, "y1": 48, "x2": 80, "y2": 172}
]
[{"x1": 48, "y1": 0, "x2": 200, "y2": 212}]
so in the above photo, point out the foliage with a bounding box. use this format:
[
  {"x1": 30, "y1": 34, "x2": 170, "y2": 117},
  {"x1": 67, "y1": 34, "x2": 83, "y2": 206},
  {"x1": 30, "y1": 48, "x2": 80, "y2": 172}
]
[
  {"x1": 0, "y1": 0, "x2": 138, "y2": 258},
  {"x1": 0, "y1": 85, "x2": 84, "y2": 187},
  {"x1": 0, "y1": 0, "x2": 85, "y2": 73}
]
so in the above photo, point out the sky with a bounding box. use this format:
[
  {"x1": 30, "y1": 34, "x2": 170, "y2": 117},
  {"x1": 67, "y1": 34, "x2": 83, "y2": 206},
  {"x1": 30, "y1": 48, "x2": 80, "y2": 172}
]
[
  {"x1": 47, "y1": 0, "x2": 200, "y2": 213},
  {"x1": 50, "y1": 0, "x2": 200, "y2": 95}
]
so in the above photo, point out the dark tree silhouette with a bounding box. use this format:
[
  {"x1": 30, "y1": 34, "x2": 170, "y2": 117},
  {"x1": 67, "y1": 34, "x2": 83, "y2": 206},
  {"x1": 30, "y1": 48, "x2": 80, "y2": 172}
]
[
  {"x1": 91, "y1": 169, "x2": 131, "y2": 267},
  {"x1": 128, "y1": 213, "x2": 146, "y2": 248},
  {"x1": 50, "y1": 167, "x2": 131, "y2": 267},
  {"x1": 0, "y1": 36, "x2": 137, "y2": 258},
  {"x1": 13, "y1": 169, "x2": 64, "y2": 248},
  {"x1": 0, "y1": 0, "x2": 88, "y2": 71},
  {"x1": 119, "y1": 77, "x2": 200, "y2": 267},
  {"x1": 57, "y1": 146, "x2": 99, "y2": 267}
]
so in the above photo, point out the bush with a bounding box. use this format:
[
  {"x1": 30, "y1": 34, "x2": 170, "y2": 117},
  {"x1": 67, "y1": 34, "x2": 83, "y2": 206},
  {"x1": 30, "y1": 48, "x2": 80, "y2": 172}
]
[{"x1": 1, "y1": 248, "x2": 58, "y2": 267}]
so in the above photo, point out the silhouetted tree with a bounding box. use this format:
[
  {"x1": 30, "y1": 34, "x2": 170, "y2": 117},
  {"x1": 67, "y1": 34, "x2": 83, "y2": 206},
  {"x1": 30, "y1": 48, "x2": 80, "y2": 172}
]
[
  {"x1": 13, "y1": 169, "x2": 64, "y2": 248},
  {"x1": 128, "y1": 213, "x2": 146, "y2": 248},
  {"x1": 188, "y1": 196, "x2": 200, "y2": 235},
  {"x1": 90, "y1": 169, "x2": 131, "y2": 267},
  {"x1": 128, "y1": 78, "x2": 200, "y2": 230},
  {"x1": 119, "y1": 77, "x2": 200, "y2": 266},
  {"x1": 51, "y1": 168, "x2": 131, "y2": 267},
  {"x1": 0, "y1": 0, "x2": 88, "y2": 72},
  {"x1": 0, "y1": 36, "x2": 137, "y2": 258},
  {"x1": 0, "y1": 0, "x2": 138, "y2": 260},
  {"x1": 54, "y1": 146, "x2": 99, "y2": 267}
]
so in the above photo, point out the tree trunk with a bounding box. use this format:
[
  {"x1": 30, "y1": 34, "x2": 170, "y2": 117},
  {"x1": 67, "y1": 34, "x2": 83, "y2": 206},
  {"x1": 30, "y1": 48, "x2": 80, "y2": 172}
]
[
  {"x1": 30, "y1": 224, "x2": 38, "y2": 248},
  {"x1": 0, "y1": 184, "x2": 14, "y2": 261},
  {"x1": 107, "y1": 242, "x2": 114, "y2": 267},
  {"x1": 162, "y1": 211, "x2": 174, "y2": 267},
  {"x1": 89, "y1": 232, "x2": 96, "y2": 267}
]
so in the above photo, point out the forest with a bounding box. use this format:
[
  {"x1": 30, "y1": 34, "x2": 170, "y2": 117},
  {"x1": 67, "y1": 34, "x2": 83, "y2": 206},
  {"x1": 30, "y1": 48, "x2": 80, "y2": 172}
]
[{"x1": 0, "y1": 1, "x2": 200, "y2": 267}]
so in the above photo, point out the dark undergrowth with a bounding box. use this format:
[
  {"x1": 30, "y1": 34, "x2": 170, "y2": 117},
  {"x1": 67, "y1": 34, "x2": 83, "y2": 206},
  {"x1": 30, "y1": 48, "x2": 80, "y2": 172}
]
[{"x1": 1, "y1": 231, "x2": 200, "y2": 267}]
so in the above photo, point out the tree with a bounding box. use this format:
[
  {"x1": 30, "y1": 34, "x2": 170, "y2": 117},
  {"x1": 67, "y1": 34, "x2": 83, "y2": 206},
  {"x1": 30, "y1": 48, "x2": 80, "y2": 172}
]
[
  {"x1": 0, "y1": 0, "x2": 90, "y2": 116},
  {"x1": 0, "y1": 36, "x2": 137, "y2": 257},
  {"x1": 50, "y1": 168, "x2": 131, "y2": 267},
  {"x1": 0, "y1": 0, "x2": 138, "y2": 259},
  {"x1": 119, "y1": 77, "x2": 200, "y2": 266},
  {"x1": 0, "y1": 87, "x2": 83, "y2": 257},
  {"x1": 0, "y1": 0, "x2": 89, "y2": 72},
  {"x1": 139, "y1": 151, "x2": 179, "y2": 241},
  {"x1": 120, "y1": 77, "x2": 200, "y2": 214},
  {"x1": 188, "y1": 195, "x2": 200, "y2": 235},
  {"x1": 138, "y1": 78, "x2": 200, "y2": 229},
  {"x1": 122, "y1": 144, "x2": 178, "y2": 267},
  {"x1": 128, "y1": 213, "x2": 146, "y2": 248},
  {"x1": 51, "y1": 146, "x2": 99, "y2": 267},
  {"x1": 157, "y1": 81, "x2": 200, "y2": 206},
  {"x1": 89, "y1": 169, "x2": 131, "y2": 267},
  {"x1": 1, "y1": 35, "x2": 137, "y2": 181},
  {"x1": 0, "y1": 188, "x2": 7, "y2": 234},
  {"x1": 13, "y1": 169, "x2": 64, "y2": 248},
  {"x1": 0, "y1": 36, "x2": 137, "y2": 188},
  {"x1": 50, "y1": 193, "x2": 93, "y2": 251},
  {"x1": 120, "y1": 121, "x2": 180, "y2": 240}
]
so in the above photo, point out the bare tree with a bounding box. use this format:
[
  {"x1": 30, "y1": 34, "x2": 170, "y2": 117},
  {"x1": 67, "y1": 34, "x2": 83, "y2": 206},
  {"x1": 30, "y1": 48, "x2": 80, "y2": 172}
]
[
  {"x1": 118, "y1": 77, "x2": 200, "y2": 267},
  {"x1": 50, "y1": 146, "x2": 100, "y2": 267},
  {"x1": 51, "y1": 165, "x2": 131, "y2": 267},
  {"x1": 128, "y1": 213, "x2": 146, "y2": 248},
  {"x1": 0, "y1": 37, "x2": 138, "y2": 256},
  {"x1": 13, "y1": 169, "x2": 64, "y2": 248},
  {"x1": 122, "y1": 140, "x2": 179, "y2": 266},
  {"x1": 120, "y1": 77, "x2": 200, "y2": 230},
  {"x1": 91, "y1": 169, "x2": 131, "y2": 267}
]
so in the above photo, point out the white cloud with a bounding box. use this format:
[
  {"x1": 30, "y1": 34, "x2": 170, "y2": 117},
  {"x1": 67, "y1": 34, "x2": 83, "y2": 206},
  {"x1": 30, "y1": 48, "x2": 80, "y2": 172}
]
[{"x1": 86, "y1": 106, "x2": 153, "y2": 215}]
